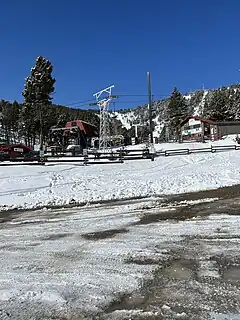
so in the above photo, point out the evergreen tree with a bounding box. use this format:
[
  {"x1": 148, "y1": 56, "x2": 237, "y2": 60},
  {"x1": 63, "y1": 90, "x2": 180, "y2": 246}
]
[
  {"x1": 202, "y1": 100, "x2": 210, "y2": 118},
  {"x1": 0, "y1": 100, "x2": 10, "y2": 143},
  {"x1": 21, "y1": 56, "x2": 56, "y2": 146},
  {"x1": 225, "y1": 88, "x2": 235, "y2": 120},
  {"x1": 231, "y1": 89, "x2": 240, "y2": 120},
  {"x1": 0, "y1": 100, "x2": 21, "y2": 143},
  {"x1": 205, "y1": 89, "x2": 228, "y2": 121},
  {"x1": 166, "y1": 87, "x2": 188, "y2": 140}
]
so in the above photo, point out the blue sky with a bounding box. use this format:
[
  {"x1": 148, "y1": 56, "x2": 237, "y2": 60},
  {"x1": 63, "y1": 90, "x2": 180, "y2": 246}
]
[{"x1": 1, "y1": 0, "x2": 240, "y2": 109}]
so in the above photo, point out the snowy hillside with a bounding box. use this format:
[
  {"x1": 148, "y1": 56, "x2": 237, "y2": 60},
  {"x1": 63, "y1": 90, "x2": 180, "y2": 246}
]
[
  {"x1": 111, "y1": 91, "x2": 209, "y2": 138},
  {"x1": 112, "y1": 84, "x2": 240, "y2": 139},
  {"x1": 112, "y1": 110, "x2": 136, "y2": 130}
]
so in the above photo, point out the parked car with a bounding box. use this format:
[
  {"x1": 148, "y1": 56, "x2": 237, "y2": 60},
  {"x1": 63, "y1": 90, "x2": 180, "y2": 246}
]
[{"x1": 0, "y1": 143, "x2": 37, "y2": 161}]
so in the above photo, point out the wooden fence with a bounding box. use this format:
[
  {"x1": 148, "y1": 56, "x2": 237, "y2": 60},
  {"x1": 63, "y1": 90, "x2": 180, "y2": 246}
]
[
  {"x1": 0, "y1": 144, "x2": 239, "y2": 166},
  {"x1": 158, "y1": 144, "x2": 240, "y2": 157}
]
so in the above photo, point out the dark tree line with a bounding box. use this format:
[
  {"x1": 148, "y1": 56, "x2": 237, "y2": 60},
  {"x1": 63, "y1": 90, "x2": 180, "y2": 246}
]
[
  {"x1": 0, "y1": 56, "x2": 99, "y2": 146},
  {"x1": 0, "y1": 100, "x2": 99, "y2": 146},
  {"x1": 202, "y1": 86, "x2": 240, "y2": 121}
]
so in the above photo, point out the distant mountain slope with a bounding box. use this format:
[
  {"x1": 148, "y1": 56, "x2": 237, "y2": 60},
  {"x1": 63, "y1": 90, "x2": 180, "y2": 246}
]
[{"x1": 112, "y1": 84, "x2": 240, "y2": 139}]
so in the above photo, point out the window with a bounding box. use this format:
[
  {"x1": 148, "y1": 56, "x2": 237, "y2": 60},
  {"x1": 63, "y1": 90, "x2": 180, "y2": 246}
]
[{"x1": 193, "y1": 124, "x2": 200, "y2": 129}]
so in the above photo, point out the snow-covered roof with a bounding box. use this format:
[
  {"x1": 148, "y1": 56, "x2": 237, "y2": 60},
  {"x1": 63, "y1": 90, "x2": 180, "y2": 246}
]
[{"x1": 180, "y1": 116, "x2": 216, "y2": 126}]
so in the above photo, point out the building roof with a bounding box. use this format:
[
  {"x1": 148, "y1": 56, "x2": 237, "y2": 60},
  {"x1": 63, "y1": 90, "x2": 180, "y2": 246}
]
[
  {"x1": 180, "y1": 116, "x2": 216, "y2": 127},
  {"x1": 215, "y1": 121, "x2": 240, "y2": 126},
  {"x1": 65, "y1": 120, "x2": 98, "y2": 136}
]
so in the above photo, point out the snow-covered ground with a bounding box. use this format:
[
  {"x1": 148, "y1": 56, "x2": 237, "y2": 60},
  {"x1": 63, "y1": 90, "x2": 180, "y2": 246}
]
[
  {"x1": 0, "y1": 201, "x2": 156, "y2": 318},
  {"x1": 0, "y1": 137, "x2": 240, "y2": 211},
  {"x1": 1, "y1": 196, "x2": 240, "y2": 319},
  {"x1": 126, "y1": 134, "x2": 238, "y2": 151}
]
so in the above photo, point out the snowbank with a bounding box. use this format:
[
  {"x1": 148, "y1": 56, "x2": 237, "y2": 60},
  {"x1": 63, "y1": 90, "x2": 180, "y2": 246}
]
[{"x1": 1, "y1": 140, "x2": 240, "y2": 211}]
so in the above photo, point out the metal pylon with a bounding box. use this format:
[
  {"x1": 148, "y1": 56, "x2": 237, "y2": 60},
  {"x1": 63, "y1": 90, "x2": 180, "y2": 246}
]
[
  {"x1": 99, "y1": 99, "x2": 111, "y2": 150},
  {"x1": 93, "y1": 85, "x2": 116, "y2": 152}
]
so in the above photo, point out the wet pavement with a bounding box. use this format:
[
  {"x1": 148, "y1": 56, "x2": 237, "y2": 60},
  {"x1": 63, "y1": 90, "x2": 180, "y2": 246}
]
[
  {"x1": 1, "y1": 185, "x2": 240, "y2": 319},
  {"x1": 99, "y1": 185, "x2": 240, "y2": 320},
  {"x1": 0, "y1": 183, "x2": 239, "y2": 227}
]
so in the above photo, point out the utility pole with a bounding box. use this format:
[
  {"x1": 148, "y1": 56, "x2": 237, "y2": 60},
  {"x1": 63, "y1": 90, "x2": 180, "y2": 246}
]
[
  {"x1": 133, "y1": 124, "x2": 139, "y2": 138},
  {"x1": 147, "y1": 72, "x2": 153, "y2": 144}
]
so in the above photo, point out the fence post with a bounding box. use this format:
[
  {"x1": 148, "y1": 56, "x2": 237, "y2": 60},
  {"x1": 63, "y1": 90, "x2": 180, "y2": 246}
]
[
  {"x1": 211, "y1": 145, "x2": 216, "y2": 153},
  {"x1": 149, "y1": 144, "x2": 155, "y2": 161},
  {"x1": 83, "y1": 149, "x2": 88, "y2": 165},
  {"x1": 39, "y1": 150, "x2": 45, "y2": 165},
  {"x1": 119, "y1": 149, "x2": 124, "y2": 163}
]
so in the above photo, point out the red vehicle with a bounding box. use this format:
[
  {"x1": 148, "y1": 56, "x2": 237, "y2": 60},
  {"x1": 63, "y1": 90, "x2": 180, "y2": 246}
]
[{"x1": 0, "y1": 143, "x2": 35, "y2": 161}]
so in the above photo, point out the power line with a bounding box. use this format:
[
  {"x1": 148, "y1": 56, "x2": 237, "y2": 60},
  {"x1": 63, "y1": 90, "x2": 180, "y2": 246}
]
[
  {"x1": 66, "y1": 99, "x2": 96, "y2": 106},
  {"x1": 69, "y1": 102, "x2": 149, "y2": 110},
  {"x1": 112, "y1": 100, "x2": 149, "y2": 104},
  {"x1": 64, "y1": 93, "x2": 170, "y2": 108},
  {"x1": 117, "y1": 94, "x2": 169, "y2": 97},
  {"x1": 67, "y1": 98, "x2": 169, "y2": 109}
]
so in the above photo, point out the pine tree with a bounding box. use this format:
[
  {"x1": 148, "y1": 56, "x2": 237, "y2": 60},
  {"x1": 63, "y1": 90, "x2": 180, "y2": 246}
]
[
  {"x1": 0, "y1": 100, "x2": 10, "y2": 143},
  {"x1": 231, "y1": 89, "x2": 240, "y2": 120},
  {"x1": 0, "y1": 100, "x2": 21, "y2": 143},
  {"x1": 166, "y1": 87, "x2": 188, "y2": 140},
  {"x1": 206, "y1": 89, "x2": 228, "y2": 121},
  {"x1": 225, "y1": 88, "x2": 235, "y2": 120},
  {"x1": 202, "y1": 100, "x2": 210, "y2": 118},
  {"x1": 21, "y1": 56, "x2": 56, "y2": 146}
]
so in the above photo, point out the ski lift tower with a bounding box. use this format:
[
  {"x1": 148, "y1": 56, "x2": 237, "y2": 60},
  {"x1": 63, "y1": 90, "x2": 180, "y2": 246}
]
[{"x1": 91, "y1": 85, "x2": 117, "y2": 152}]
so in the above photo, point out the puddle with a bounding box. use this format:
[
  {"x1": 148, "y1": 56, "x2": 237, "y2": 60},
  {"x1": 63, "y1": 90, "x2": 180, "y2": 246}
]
[
  {"x1": 104, "y1": 249, "x2": 240, "y2": 319},
  {"x1": 42, "y1": 233, "x2": 73, "y2": 241},
  {"x1": 82, "y1": 228, "x2": 129, "y2": 240},
  {"x1": 0, "y1": 212, "x2": 16, "y2": 224},
  {"x1": 125, "y1": 256, "x2": 166, "y2": 265},
  {"x1": 133, "y1": 194, "x2": 240, "y2": 227},
  {"x1": 224, "y1": 267, "x2": 240, "y2": 282},
  {"x1": 133, "y1": 209, "x2": 197, "y2": 226},
  {"x1": 162, "y1": 259, "x2": 195, "y2": 280},
  {"x1": 105, "y1": 257, "x2": 197, "y2": 314}
]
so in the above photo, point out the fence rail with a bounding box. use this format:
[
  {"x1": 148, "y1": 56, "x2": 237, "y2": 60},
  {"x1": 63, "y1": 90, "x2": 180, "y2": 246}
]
[
  {"x1": 44, "y1": 148, "x2": 154, "y2": 163},
  {"x1": 0, "y1": 144, "x2": 240, "y2": 166},
  {"x1": 162, "y1": 144, "x2": 240, "y2": 157}
]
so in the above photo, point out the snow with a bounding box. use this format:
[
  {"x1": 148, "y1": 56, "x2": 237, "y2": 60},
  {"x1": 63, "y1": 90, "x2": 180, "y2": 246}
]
[
  {"x1": 210, "y1": 313, "x2": 240, "y2": 320},
  {"x1": 193, "y1": 90, "x2": 208, "y2": 116},
  {"x1": 0, "y1": 138, "x2": 240, "y2": 211},
  {"x1": 153, "y1": 117, "x2": 164, "y2": 138},
  {"x1": 1, "y1": 199, "x2": 240, "y2": 318},
  {"x1": 112, "y1": 111, "x2": 136, "y2": 130},
  {"x1": 153, "y1": 134, "x2": 238, "y2": 151},
  {"x1": 0, "y1": 201, "x2": 166, "y2": 317},
  {"x1": 183, "y1": 94, "x2": 192, "y2": 100}
]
